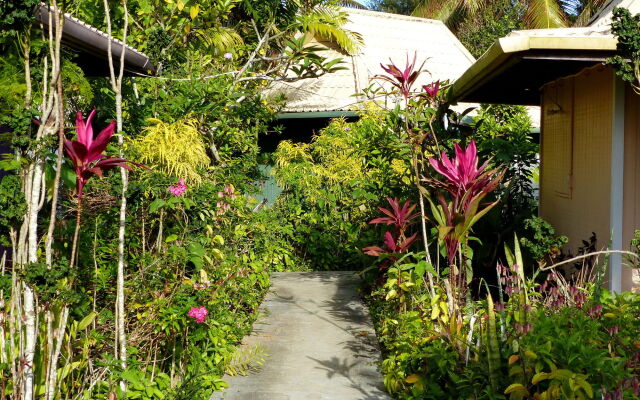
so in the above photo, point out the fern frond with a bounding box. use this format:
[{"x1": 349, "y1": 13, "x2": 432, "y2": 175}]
[{"x1": 225, "y1": 344, "x2": 269, "y2": 377}]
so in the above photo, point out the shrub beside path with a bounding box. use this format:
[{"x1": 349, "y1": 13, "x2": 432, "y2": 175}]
[{"x1": 211, "y1": 271, "x2": 390, "y2": 400}]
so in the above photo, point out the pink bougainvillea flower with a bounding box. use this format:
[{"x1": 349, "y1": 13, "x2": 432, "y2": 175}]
[
  {"x1": 187, "y1": 306, "x2": 208, "y2": 323},
  {"x1": 63, "y1": 109, "x2": 140, "y2": 199},
  {"x1": 169, "y1": 178, "x2": 187, "y2": 196},
  {"x1": 422, "y1": 80, "x2": 440, "y2": 98},
  {"x1": 375, "y1": 53, "x2": 426, "y2": 99}
]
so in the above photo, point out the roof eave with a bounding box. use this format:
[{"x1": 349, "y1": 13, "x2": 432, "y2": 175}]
[
  {"x1": 36, "y1": 3, "x2": 156, "y2": 76},
  {"x1": 450, "y1": 35, "x2": 617, "y2": 105}
]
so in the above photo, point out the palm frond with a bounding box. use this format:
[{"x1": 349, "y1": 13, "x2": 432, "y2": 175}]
[
  {"x1": 338, "y1": 0, "x2": 368, "y2": 9},
  {"x1": 225, "y1": 344, "x2": 268, "y2": 377},
  {"x1": 197, "y1": 26, "x2": 244, "y2": 55},
  {"x1": 412, "y1": 0, "x2": 469, "y2": 26},
  {"x1": 573, "y1": 0, "x2": 610, "y2": 26},
  {"x1": 458, "y1": 0, "x2": 488, "y2": 16},
  {"x1": 524, "y1": 0, "x2": 568, "y2": 28},
  {"x1": 298, "y1": 5, "x2": 364, "y2": 55}
]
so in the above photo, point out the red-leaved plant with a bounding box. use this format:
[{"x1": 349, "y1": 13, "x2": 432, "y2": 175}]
[
  {"x1": 425, "y1": 140, "x2": 503, "y2": 265},
  {"x1": 363, "y1": 197, "x2": 419, "y2": 269},
  {"x1": 376, "y1": 53, "x2": 426, "y2": 100},
  {"x1": 63, "y1": 109, "x2": 140, "y2": 266},
  {"x1": 63, "y1": 109, "x2": 135, "y2": 199}
]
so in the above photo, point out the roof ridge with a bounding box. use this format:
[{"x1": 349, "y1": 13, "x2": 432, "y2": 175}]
[{"x1": 342, "y1": 7, "x2": 445, "y2": 25}]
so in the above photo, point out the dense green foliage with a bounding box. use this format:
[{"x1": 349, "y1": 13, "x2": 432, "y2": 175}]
[
  {"x1": 606, "y1": 7, "x2": 640, "y2": 93},
  {"x1": 272, "y1": 105, "x2": 414, "y2": 270},
  {"x1": 0, "y1": 0, "x2": 365, "y2": 398},
  {"x1": 2, "y1": 1, "x2": 639, "y2": 399}
]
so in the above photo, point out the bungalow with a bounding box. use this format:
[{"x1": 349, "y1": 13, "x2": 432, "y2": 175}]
[
  {"x1": 263, "y1": 7, "x2": 487, "y2": 151},
  {"x1": 450, "y1": 0, "x2": 640, "y2": 292}
]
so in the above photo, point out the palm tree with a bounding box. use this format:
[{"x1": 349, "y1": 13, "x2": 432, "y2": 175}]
[
  {"x1": 401, "y1": 0, "x2": 611, "y2": 30},
  {"x1": 296, "y1": 4, "x2": 365, "y2": 55}
]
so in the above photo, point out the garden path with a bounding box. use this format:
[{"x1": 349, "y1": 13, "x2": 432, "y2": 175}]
[{"x1": 210, "y1": 271, "x2": 390, "y2": 400}]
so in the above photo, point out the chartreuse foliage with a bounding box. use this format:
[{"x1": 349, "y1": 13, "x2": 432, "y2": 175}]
[
  {"x1": 272, "y1": 103, "x2": 414, "y2": 270},
  {"x1": 129, "y1": 118, "x2": 210, "y2": 184}
]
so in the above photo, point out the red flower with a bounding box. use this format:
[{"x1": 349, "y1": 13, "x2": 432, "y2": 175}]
[{"x1": 63, "y1": 109, "x2": 137, "y2": 199}]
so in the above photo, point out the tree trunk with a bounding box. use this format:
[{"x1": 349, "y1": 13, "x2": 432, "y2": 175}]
[{"x1": 103, "y1": 0, "x2": 129, "y2": 391}]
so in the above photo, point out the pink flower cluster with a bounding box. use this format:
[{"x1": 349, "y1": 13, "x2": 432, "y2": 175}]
[
  {"x1": 216, "y1": 184, "x2": 236, "y2": 215},
  {"x1": 496, "y1": 263, "x2": 522, "y2": 297},
  {"x1": 187, "y1": 306, "x2": 208, "y2": 323},
  {"x1": 169, "y1": 178, "x2": 187, "y2": 196},
  {"x1": 539, "y1": 271, "x2": 588, "y2": 308}
]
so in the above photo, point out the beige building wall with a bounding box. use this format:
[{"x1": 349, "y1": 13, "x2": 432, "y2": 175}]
[
  {"x1": 623, "y1": 86, "x2": 640, "y2": 292},
  {"x1": 540, "y1": 66, "x2": 613, "y2": 259}
]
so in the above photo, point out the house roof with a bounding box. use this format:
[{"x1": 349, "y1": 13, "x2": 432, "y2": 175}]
[
  {"x1": 449, "y1": 0, "x2": 634, "y2": 106},
  {"x1": 449, "y1": 27, "x2": 617, "y2": 105},
  {"x1": 267, "y1": 8, "x2": 477, "y2": 115},
  {"x1": 36, "y1": 3, "x2": 155, "y2": 76},
  {"x1": 589, "y1": 0, "x2": 640, "y2": 27}
]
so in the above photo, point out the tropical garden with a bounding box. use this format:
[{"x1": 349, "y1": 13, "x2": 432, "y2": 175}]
[{"x1": 0, "y1": 0, "x2": 639, "y2": 399}]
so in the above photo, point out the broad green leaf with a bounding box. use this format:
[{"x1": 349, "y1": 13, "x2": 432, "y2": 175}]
[
  {"x1": 149, "y1": 198, "x2": 166, "y2": 213},
  {"x1": 532, "y1": 371, "x2": 549, "y2": 384},
  {"x1": 504, "y1": 383, "x2": 528, "y2": 395},
  {"x1": 77, "y1": 311, "x2": 97, "y2": 331}
]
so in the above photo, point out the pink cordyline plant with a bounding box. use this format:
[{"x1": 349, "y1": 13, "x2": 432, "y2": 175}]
[
  {"x1": 363, "y1": 198, "x2": 419, "y2": 269},
  {"x1": 63, "y1": 109, "x2": 142, "y2": 266},
  {"x1": 369, "y1": 197, "x2": 420, "y2": 235},
  {"x1": 428, "y1": 140, "x2": 502, "y2": 206},
  {"x1": 422, "y1": 81, "x2": 440, "y2": 99},
  {"x1": 63, "y1": 109, "x2": 136, "y2": 199},
  {"x1": 169, "y1": 178, "x2": 187, "y2": 196},
  {"x1": 426, "y1": 140, "x2": 504, "y2": 264},
  {"x1": 376, "y1": 53, "x2": 426, "y2": 100},
  {"x1": 187, "y1": 306, "x2": 208, "y2": 323}
]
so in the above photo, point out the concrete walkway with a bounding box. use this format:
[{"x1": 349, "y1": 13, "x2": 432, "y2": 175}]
[{"x1": 211, "y1": 271, "x2": 390, "y2": 400}]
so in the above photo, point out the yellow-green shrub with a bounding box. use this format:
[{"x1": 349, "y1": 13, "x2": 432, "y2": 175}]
[{"x1": 130, "y1": 118, "x2": 210, "y2": 184}]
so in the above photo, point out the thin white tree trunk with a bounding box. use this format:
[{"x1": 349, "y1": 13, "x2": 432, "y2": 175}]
[
  {"x1": 103, "y1": 0, "x2": 129, "y2": 391},
  {"x1": 19, "y1": 3, "x2": 64, "y2": 398}
]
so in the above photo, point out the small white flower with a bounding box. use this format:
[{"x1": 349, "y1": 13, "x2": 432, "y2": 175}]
[{"x1": 223, "y1": 52, "x2": 233, "y2": 59}]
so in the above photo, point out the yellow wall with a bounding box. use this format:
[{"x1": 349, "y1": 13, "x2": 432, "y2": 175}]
[
  {"x1": 540, "y1": 66, "x2": 613, "y2": 257},
  {"x1": 623, "y1": 86, "x2": 640, "y2": 292}
]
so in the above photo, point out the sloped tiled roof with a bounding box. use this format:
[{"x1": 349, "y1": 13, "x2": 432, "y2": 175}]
[
  {"x1": 267, "y1": 8, "x2": 476, "y2": 113},
  {"x1": 589, "y1": 0, "x2": 640, "y2": 27},
  {"x1": 36, "y1": 3, "x2": 154, "y2": 75}
]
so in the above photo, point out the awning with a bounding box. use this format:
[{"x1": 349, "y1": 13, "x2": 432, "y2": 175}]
[{"x1": 450, "y1": 30, "x2": 617, "y2": 105}]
